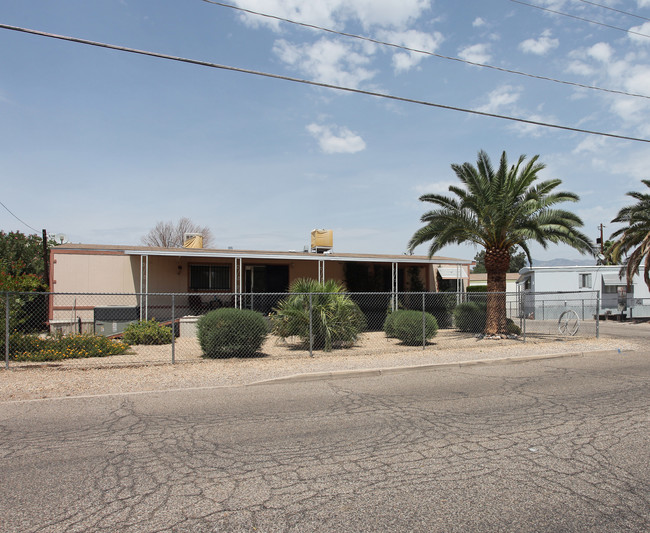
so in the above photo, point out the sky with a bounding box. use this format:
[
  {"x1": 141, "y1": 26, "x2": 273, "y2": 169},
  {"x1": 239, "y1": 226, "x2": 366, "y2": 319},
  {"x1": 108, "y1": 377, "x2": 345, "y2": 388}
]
[{"x1": 1, "y1": 0, "x2": 650, "y2": 263}]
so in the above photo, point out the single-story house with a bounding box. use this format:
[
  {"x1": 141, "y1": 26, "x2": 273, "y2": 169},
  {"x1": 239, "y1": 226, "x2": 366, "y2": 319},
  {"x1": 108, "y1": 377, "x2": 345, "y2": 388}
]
[
  {"x1": 49, "y1": 243, "x2": 473, "y2": 331},
  {"x1": 516, "y1": 265, "x2": 650, "y2": 319},
  {"x1": 468, "y1": 273, "x2": 520, "y2": 291}
]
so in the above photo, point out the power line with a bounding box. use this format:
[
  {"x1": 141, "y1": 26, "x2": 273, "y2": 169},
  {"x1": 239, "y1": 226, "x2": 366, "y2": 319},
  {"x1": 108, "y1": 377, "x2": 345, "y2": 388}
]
[
  {"x1": 201, "y1": 0, "x2": 650, "y2": 100},
  {"x1": 1, "y1": 23, "x2": 649, "y2": 144},
  {"x1": 0, "y1": 199, "x2": 39, "y2": 233},
  {"x1": 508, "y1": 0, "x2": 650, "y2": 39},
  {"x1": 573, "y1": 0, "x2": 650, "y2": 22}
]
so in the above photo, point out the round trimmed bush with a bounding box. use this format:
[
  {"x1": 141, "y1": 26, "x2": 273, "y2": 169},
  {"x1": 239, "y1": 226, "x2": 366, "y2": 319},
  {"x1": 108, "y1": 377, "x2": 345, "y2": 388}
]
[
  {"x1": 123, "y1": 319, "x2": 173, "y2": 345},
  {"x1": 198, "y1": 308, "x2": 268, "y2": 358},
  {"x1": 386, "y1": 310, "x2": 438, "y2": 345},
  {"x1": 383, "y1": 311, "x2": 396, "y2": 338},
  {"x1": 453, "y1": 301, "x2": 486, "y2": 333}
]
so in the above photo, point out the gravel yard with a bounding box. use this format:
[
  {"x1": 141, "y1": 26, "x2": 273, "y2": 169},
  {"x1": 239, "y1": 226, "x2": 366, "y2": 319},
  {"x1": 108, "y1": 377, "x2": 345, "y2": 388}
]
[{"x1": 1, "y1": 331, "x2": 642, "y2": 402}]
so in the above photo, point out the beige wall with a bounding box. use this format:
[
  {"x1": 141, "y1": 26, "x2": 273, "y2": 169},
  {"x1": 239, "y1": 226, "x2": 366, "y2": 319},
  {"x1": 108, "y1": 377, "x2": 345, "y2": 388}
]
[{"x1": 51, "y1": 252, "x2": 138, "y2": 322}]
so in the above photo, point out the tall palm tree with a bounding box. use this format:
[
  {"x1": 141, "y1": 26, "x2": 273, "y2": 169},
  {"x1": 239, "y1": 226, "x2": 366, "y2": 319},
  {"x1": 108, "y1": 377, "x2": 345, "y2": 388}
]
[
  {"x1": 610, "y1": 179, "x2": 650, "y2": 290},
  {"x1": 408, "y1": 150, "x2": 594, "y2": 335}
]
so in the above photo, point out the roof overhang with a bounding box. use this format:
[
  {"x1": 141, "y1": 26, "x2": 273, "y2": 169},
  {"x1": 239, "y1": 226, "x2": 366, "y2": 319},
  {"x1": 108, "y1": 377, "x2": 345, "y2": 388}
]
[
  {"x1": 123, "y1": 249, "x2": 470, "y2": 265},
  {"x1": 437, "y1": 266, "x2": 469, "y2": 279},
  {"x1": 602, "y1": 273, "x2": 626, "y2": 286}
]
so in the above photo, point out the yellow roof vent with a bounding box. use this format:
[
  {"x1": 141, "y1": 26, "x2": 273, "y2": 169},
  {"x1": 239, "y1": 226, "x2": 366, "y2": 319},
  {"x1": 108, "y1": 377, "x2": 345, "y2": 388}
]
[
  {"x1": 183, "y1": 233, "x2": 203, "y2": 248},
  {"x1": 310, "y1": 229, "x2": 333, "y2": 253}
]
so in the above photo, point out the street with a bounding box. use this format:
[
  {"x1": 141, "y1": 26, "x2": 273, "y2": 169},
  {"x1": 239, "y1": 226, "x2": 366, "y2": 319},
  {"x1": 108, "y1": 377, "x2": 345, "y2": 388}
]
[{"x1": 1, "y1": 351, "x2": 648, "y2": 532}]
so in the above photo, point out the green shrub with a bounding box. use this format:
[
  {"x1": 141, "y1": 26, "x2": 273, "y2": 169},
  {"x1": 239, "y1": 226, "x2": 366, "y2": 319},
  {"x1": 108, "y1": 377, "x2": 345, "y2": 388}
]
[
  {"x1": 8, "y1": 332, "x2": 129, "y2": 362},
  {"x1": 383, "y1": 311, "x2": 396, "y2": 338},
  {"x1": 385, "y1": 310, "x2": 438, "y2": 345},
  {"x1": 453, "y1": 301, "x2": 486, "y2": 333},
  {"x1": 453, "y1": 301, "x2": 522, "y2": 335},
  {"x1": 467, "y1": 285, "x2": 488, "y2": 292},
  {"x1": 123, "y1": 319, "x2": 173, "y2": 345},
  {"x1": 198, "y1": 308, "x2": 268, "y2": 358},
  {"x1": 271, "y1": 279, "x2": 366, "y2": 352},
  {"x1": 506, "y1": 318, "x2": 522, "y2": 335}
]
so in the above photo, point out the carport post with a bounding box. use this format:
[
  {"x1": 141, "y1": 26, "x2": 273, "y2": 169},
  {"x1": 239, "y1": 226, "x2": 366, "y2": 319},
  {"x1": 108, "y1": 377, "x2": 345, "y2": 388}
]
[{"x1": 171, "y1": 294, "x2": 175, "y2": 364}]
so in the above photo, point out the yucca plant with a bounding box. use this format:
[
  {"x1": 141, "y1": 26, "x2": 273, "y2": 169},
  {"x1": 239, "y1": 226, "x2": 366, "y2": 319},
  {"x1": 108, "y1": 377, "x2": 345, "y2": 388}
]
[{"x1": 271, "y1": 278, "x2": 366, "y2": 352}]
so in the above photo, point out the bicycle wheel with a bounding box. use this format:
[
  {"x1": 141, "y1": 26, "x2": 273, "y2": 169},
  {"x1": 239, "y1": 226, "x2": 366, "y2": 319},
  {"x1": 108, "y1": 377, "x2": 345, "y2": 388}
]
[{"x1": 558, "y1": 309, "x2": 580, "y2": 336}]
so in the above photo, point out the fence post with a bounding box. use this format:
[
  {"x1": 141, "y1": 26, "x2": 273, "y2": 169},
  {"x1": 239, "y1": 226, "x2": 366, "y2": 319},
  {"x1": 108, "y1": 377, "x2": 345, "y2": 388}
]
[
  {"x1": 171, "y1": 294, "x2": 176, "y2": 364},
  {"x1": 309, "y1": 293, "x2": 313, "y2": 357},
  {"x1": 4, "y1": 292, "x2": 9, "y2": 369},
  {"x1": 422, "y1": 292, "x2": 426, "y2": 351},
  {"x1": 542, "y1": 300, "x2": 544, "y2": 321},
  {"x1": 596, "y1": 292, "x2": 600, "y2": 339},
  {"x1": 523, "y1": 306, "x2": 527, "y2": 343}
]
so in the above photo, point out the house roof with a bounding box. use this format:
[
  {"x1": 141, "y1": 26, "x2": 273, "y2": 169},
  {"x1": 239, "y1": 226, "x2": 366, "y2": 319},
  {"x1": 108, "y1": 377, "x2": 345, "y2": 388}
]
[{"x1": 53, "y1": 243, "x2": 472, "y2": 265}]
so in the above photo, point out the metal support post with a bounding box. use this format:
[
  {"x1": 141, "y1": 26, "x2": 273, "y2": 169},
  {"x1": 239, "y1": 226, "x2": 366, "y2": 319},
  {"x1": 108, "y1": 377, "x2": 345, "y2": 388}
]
[
  {"x1": 171, "y1": 294, "x2": 176, "y2": 364},
  {"x1": 318, "y1": 260, "x2": 325, "y2": 283},
  {"x1": 309, "y1": 293, "x2": 313, "y2": 357},
  {"x1": 422, "y1": 292, "x2": 426, "y2": 350},
  {"x1": 234, "y1": 257, "x2": 242, "y2": 309},
  {"x1": 5, "y1": 292, "x2": 9, "y2": 369},
  {"x1": 596, "y1": 292, "x2": 600, "y2": 339},
  {"x1": 391, "y1": 262, "x2": 398, "y2": 311}
]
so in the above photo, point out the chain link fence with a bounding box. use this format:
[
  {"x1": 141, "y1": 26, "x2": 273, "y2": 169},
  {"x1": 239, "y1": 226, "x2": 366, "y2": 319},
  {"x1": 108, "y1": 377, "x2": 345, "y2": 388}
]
[{"x1": 2, "y1": 290, "x2": 601, "y2": 368}]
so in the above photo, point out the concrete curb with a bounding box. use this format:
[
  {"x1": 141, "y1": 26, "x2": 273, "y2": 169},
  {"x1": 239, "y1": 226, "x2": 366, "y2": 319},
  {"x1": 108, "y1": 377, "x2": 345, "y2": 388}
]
[{"x1": 247, "y1": 349, "x2": 630, "y2": 386}]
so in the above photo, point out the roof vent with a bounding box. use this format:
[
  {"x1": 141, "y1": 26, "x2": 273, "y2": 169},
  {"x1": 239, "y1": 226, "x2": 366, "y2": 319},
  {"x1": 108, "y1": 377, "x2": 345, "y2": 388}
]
[
  {"x1": 183, "y1": 233, "x2": 203, "y2": 249},
  {"x1": 310, "y1": 229, "x2": 333, "y2": 253}
]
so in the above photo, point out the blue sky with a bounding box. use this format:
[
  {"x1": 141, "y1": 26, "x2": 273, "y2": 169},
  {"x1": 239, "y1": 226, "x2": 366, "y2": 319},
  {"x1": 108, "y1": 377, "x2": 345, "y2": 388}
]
[{"x1": 1, "y1": 0, "x2": 649, "y2": 262}]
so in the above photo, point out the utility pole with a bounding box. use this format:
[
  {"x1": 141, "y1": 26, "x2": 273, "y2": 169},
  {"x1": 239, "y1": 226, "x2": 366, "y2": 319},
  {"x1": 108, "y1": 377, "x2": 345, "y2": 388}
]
[
  {"x1": 597, "y1": 224, "x2": 605, "y2": 254},
  {"x1": 42, "y1": 229, "x2": 50, "y2": 288}
]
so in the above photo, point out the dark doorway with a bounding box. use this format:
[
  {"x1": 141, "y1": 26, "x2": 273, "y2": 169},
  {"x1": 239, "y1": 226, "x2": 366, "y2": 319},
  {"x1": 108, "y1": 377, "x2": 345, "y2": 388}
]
[{"x1": 244, "y1": 264, "x2": 289, "y2": 313}]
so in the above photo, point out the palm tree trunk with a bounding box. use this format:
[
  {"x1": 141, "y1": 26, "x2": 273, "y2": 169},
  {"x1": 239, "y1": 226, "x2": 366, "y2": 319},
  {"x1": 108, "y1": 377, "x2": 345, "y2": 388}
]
[{"x1": 484, "y1": 247, "x2": 510, "y2": 335}]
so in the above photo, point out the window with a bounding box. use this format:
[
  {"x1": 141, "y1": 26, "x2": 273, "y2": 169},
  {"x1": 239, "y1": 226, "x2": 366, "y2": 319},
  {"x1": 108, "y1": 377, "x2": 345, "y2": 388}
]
[
  {"x1": 579, "y1": 273, "x2": 592, "y2": 289},
  {"x1": 604, "y1": 284, "x2": 633, "y2": 294},
  {"x1": 189, "y1": 265, "x2": 230, "y2": 290}
]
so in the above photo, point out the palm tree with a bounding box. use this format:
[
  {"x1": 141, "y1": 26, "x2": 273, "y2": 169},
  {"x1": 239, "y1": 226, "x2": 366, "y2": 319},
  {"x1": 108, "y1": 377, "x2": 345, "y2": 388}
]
[
  {"x1": 610, "y1": 179, "x2": 650, "y2": 290},
  {"x1": 408, "y1": 150, "x2": 594, "y2": 335}
]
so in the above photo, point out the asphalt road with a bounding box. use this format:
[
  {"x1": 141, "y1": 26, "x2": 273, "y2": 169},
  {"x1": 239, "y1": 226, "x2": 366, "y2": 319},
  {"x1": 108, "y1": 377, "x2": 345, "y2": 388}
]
[{"x1": 1, "y1": 351, "x2": 648, "y2": 532}]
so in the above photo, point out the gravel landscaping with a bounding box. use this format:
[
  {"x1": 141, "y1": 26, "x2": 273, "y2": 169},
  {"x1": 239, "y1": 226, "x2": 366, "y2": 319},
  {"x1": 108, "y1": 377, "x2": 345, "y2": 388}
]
[{"x1": 1, "y1": 331, "x2": 642, "y2": 402}]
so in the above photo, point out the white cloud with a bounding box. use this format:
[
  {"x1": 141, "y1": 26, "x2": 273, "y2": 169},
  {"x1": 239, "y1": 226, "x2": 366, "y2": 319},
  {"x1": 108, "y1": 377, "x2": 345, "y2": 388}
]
[
  {"x1": 628, "y1": 21, "x2": 650, "y2": 45},
  {"x1": 572, "y1": 136, "x2": 607, "y2": 154},
  {"x1": 379, "y1": 29, "x2": 444, "y2": 72},
  {"x1": 232, "y1": 0, "x2": 431, "y2": 31},
  {"x1": 476, "y1": 85, "x2": 521, "y2": 113},
  {"x1": 306, "y1": 123, "x2": 366, "y2": 154},
  {"x1": 273, "y1": 38, "x2": 376, "y2": 88},
  {"x1": 458, "y1": 43, "x2": 491, "y2": 64},
  {"x1": 414, "y1": 180, "x2": 457, "y2": 195},
  {"x1": 587, "y1": 42, "x2": 613, "y2": 63},
  {"x1": 519, "y1": 29, "x2": 559, "y2": 55},
  {"x1": 472, "y1": 17, "x2": 485, "y2": 28}
]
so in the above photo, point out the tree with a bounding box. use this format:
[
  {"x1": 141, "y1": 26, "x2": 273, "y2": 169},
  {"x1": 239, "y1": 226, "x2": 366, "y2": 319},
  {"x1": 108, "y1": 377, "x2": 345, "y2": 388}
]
[
  {"x1": 0, "y1": 230, "x2": 53, "y2": 335},
  {"x1": 141, "y1": 218, "x2": 214, "y2": 248},
  {"x1": 0, "y1": 230, "x2": 52, "y2": 278},
  {"x1": 408, "y1": 150, "x2": 594, "y2": 335},
  {"x1": 472, "y1": 248, "x2": 527, "y2": 273},
  {"x1": 610, "y1": 179, "x2": 650, "y2": 290}
]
